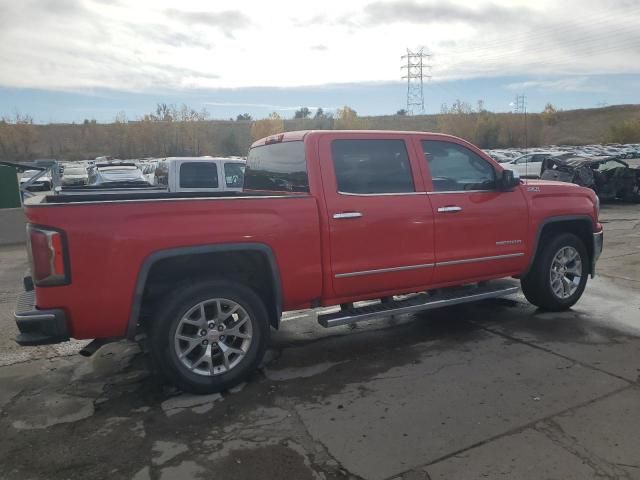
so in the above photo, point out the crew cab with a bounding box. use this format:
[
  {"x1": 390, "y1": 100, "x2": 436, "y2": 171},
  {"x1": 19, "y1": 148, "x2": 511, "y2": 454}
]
[{"x1": 14, "y1": 131, "x2": 603, "y2": 394}]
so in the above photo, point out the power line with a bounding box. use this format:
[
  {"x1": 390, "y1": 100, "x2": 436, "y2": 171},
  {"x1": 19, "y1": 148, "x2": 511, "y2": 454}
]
[{"x1": 401, "y1": 47, "x2": 432, "y2": 115}]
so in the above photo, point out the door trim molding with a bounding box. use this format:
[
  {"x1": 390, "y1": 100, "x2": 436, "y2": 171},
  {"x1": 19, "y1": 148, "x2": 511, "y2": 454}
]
[
  {"x1": 436, "y1": 252, "x2": 524, "y2": 266},
  {"x1": 335, "y1": 262, "x2": 435, "y2": 278},
  {"x1": 338, "y1": 191, "x2": 427, "y2": 197},
  {"x1": 334, "y1": 253, "x2": 525, "y2": 278}
]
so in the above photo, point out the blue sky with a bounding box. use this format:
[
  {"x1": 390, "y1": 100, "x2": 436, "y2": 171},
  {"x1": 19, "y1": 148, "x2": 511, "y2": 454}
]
[
  {"x1": 0, "y1": 0, "x2": 639, "y2": 123},
  {"x1": 1, "y1": 74, "x2": 637, "y2": 123}
]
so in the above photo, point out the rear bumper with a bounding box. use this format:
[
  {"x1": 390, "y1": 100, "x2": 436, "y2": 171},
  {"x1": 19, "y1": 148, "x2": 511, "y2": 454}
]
[
  {"x1": 14, "y1": 290, "x2": 69, "y2": 346},
  {"x1": 591, "y1": 229, "x2": 604, "y2": 277}
]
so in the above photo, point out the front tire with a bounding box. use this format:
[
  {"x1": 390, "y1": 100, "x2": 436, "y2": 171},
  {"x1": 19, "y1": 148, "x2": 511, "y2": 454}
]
[
  {"x1": 149, "y1": 279, "x2": 269, "y2": 394},
  {"x1": 521, "y1": 233, "x2": 588, "y2": 311}
]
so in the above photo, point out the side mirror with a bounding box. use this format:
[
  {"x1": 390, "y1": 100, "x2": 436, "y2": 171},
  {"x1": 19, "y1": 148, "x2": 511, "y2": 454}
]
[{"x1": 499, "y1": 169, "x2": 520, "y2": 191}]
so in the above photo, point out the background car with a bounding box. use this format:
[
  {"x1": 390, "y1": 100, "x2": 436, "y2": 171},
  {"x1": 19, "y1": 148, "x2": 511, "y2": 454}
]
[
  {"x1": 88, "y1": 162, "x2": 150, "y2": 186},
  {"x1": 19, "y1": 169, "x2": 52, "y2": 191},
  {"x1": 502, "y1": 152, "x2": 573, "y2": 178},
  {"x1": 154, "y1": 157, "x2": 246, "y2": 192},
  {"x1": 502, "y1": 152, "x2": 550, "y2": 178},
  {"x1": 61, "y1": 164, "x2": 89, "y2": 186},
  {"x1": 541, "y1": 155, "x2": 640, "y2": 202}
]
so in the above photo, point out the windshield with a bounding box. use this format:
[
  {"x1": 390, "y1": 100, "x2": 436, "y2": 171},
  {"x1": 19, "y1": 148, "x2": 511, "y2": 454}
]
[
  {"x1": 244, "y1": 141, "x2": 308, "y2": 193},
  {"x1": 64, "y1": 167, "x2": 86, "y2": 175}
]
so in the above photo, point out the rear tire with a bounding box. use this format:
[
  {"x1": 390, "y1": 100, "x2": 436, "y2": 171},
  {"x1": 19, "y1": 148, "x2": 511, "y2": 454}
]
[
  {"x1": 149, "y1": 279, "x2": 269, "y2": 394},
  {"x1": 521, "y1": 233, "x2": 588, "y2": 311}
]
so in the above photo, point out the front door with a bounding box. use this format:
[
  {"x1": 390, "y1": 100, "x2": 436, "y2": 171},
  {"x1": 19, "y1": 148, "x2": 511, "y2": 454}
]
[
  {"x1": 319, "y1": 134, "x2": 435, "y2": 299},
  {"x1": 417, "y1": 138, "x2": 529, "y2": 285}
]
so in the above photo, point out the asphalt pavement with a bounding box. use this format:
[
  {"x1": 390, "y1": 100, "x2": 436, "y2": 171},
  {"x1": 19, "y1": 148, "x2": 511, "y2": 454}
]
[{"x1": 0, "y1": 204, "x2": 638, "y2": 480}]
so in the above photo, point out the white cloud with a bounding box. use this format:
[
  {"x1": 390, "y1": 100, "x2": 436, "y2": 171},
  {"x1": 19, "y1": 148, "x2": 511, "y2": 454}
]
[
  {"x1": 505, "y1": 77, "x2": 608, "y2": 93},
  {"x1": 0, "y1": 0, "x2": 638, "y2": 91},
  {"x1": 204, "y1": 102, "x2": 333, "y2": 111}
]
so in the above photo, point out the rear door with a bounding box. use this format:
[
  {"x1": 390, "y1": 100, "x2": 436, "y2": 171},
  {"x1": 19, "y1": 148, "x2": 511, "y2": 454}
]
[
  {"x1": 319, "y1": 134, "x2": 435, "y2": 298},
  {"x1": 416, "y1": 138, "x2": 528, "y2": 285}
]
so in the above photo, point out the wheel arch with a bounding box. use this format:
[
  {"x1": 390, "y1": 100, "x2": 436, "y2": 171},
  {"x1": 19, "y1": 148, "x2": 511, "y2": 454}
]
[
  {"x1": 522, "y1": 215, "x2": 595, "y2": 278},
  {"x1": 127, "y1": 243, "x2": 283, "y2": 338}
]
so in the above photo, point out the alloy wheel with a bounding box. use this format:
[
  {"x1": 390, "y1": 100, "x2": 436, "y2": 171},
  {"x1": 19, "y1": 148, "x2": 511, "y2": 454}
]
[
  {"x1": 549, "y1": 246, "x2": 583, "y2": 299},
  {"x1": 173, "y1": 298, "x2": 253, "y2": 376}
]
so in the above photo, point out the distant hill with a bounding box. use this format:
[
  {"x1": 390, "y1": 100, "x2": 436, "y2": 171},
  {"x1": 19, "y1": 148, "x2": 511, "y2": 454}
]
[{"x1": 1, "y1": 104, "x2": 639, "y2": 161}]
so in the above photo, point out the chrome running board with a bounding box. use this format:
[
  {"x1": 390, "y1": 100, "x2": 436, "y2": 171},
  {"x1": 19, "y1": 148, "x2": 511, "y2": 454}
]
[{"x1": 318, "y1": 280, "x2": 519, "y2": 328}]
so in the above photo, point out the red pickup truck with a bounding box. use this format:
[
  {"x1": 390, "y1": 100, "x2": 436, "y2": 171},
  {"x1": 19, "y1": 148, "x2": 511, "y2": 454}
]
[{"x1": 15, "y1": 131, "x2": 603, "y2": 393}]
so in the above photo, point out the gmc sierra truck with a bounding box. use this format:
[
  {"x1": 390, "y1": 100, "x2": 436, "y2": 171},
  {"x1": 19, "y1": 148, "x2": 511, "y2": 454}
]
[{"x1": 14, "y1": 131, "x2": 603, "y2": 393}]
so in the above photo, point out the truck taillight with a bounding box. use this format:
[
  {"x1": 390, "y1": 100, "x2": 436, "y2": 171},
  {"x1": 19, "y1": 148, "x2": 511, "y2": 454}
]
[{"x1": 27, "y1": 225, "x2": 69, "y2": 286}]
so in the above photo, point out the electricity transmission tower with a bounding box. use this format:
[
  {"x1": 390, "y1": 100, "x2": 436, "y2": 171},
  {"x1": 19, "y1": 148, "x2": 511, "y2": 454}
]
[
  {"x1": 401, "y1": 48, "x2": 432, "y2": 115},
  {"x1": 512, "y1": 94, "x2": 528, "y2": 154},
  {"x1": 513, "y1": 95, "x2": 526, "y2": 114}
]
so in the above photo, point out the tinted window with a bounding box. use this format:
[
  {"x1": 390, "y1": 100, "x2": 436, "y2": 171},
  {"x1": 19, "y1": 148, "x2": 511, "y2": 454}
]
[
  {"x1": 331, "y1": 139, "x2": 414, "y2": 194},
  {"x1": 422, "y1": 140, "x2": 496, "y2": 192},
  {"x1": 179, "y1": 162, "x2": 219, "y2": 188},
  {"x1": 225, "y1": 163, "x2": 245, "y2": 188},
  {"x1": 245, "y1": 141, "x2": 308, "y2": 192}
]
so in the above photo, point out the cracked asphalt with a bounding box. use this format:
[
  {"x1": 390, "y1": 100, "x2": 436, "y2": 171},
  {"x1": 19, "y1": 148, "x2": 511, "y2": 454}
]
[{"x1": 0, "y1": 203, "x2": 639, "y2": 480}]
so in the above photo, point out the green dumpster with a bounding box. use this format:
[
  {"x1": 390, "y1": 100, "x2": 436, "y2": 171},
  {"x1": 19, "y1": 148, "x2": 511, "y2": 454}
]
[{"x1": 0, "y1": 165, "x2": 21, "y2": 208}]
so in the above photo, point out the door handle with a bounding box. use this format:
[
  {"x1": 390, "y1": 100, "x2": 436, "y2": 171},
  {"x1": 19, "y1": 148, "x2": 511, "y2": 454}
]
[
  {"x1": 333, "y1": 212, "x2": 363, "y2": 219},
  {"x1": 437, "y1": 206, "x2": 463, "y2": 213}
]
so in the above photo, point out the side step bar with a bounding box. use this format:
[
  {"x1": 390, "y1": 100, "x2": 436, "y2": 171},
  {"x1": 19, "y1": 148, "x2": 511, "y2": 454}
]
[{"x1": 318, "y1": 280, "x2": 519, "y2": 328}]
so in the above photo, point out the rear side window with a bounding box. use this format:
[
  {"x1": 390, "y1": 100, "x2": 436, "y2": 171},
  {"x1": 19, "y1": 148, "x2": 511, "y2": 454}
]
[
  {"x1": 422, "y1": 140, "x2": 496, "y2": 192},
  {"x1": 224, "y1": 163, "x2": 245, "y2": 188},
  {"x1": 331, "y1": 139, "x2": 414, "y2": 194},
  {"x1": 179, "y1": 162, "x2": 219, "y2": 189},
  {"x1": 245, "y1": 141, "x2": 308, "y2": 192},
  {"x1": 155, "y1": 161, "x2": 169, "y2": 185}
]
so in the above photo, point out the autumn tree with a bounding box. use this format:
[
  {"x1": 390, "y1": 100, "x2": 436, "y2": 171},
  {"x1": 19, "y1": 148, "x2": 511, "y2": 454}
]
[
  {"x1": 437, "y1": 100, "x2": 475, "y2": 141},
  {"x1": 250, "y1": 112, "x2": 284, "y2": 141},
  {"x1": 608, "y1": 117, "x2": 640, "y2": 143},
  {"x1": 474, "y1": 112, "x2": 500, "y2": 148},
  {"x1": 220, "y1": 131, "x2": 242, "y2": 156},
  {"x1": 541, "y1": 103, "x2": 558, "y2": 125},
  {"x1": 335, "y1": 106, "x2": 368, "y2": 129}
]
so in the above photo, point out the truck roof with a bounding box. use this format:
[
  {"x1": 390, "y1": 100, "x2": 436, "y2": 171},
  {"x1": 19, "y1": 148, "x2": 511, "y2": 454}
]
[{"x1": 250, "y1": 130, "x2": 463, "y2": 148}]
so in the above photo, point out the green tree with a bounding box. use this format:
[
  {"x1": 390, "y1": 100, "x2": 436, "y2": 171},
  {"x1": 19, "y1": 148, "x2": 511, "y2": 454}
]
[
  {"x1": 294, "y1": 107, "x2": 311, "y2": 119},
  {"x1": 396, "y1": 109, "x2": 408, "y2": 116},
  {"x1": 236, "y1": 113, "x2": 252, "y2": 121}
]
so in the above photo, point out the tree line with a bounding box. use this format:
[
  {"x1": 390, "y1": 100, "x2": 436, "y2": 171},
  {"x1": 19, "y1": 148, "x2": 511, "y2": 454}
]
[{"x1": 1, "y1": 103, "x2": 638, "y2": 162}]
